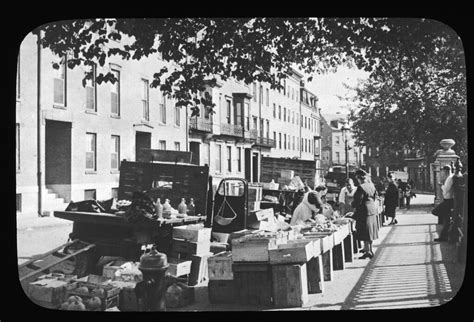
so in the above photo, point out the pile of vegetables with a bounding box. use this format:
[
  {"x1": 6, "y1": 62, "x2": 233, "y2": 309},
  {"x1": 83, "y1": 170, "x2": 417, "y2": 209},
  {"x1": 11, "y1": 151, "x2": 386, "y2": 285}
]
[{"x1": 60, "y1": 286, "x2": 106, "y2": 311}]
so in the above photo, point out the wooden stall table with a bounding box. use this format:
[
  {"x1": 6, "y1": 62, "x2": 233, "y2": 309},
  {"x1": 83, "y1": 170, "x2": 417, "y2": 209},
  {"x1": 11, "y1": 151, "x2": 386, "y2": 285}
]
[{"x1": 302, "y1": 232, "x2": 334, "y2": 282}]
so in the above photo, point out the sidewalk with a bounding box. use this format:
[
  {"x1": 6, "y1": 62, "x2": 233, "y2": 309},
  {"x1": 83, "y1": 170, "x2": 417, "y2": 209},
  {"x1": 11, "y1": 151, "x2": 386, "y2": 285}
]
[
  {"x1": 16, "y1": 212, "x2": 72, "y2": 231},
  {"x1": 170, "y1": 194, "x2": 465, "y2": 311}
]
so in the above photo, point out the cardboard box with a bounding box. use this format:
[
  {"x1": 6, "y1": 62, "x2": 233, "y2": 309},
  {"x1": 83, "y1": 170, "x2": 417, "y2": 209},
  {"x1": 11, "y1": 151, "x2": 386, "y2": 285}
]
[
  {"x1": 172, "y1": 225, "x2": 212, "y2": 243},
  {"x1": 280, "y1": 170, "x2": 295, "y2": 179},
  {"x1": 167, "y1": 258, "x2": 193, "y2": 277},
  {"x1": 208, "y1": 251, "x2": 233, "y2": 280}
]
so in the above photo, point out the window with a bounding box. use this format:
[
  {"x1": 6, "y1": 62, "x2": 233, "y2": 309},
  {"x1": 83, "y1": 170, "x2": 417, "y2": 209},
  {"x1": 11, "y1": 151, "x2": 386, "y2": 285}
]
[
  {"x1": 16, "y1": 194, "x2": 22, "y2": 212},
  {"x1": 175, "y1": 142, "x2": 181, "y2": 151},
  {"x1": 278, "y1": 105, "x2": 281, "y2": 120},
  {"x1": 292, "y1": 88, "x2": 294, "y2": 100},
  {"x1": 279, "y1": 133, "x2": 282, "y2": 149},
  {"x1": 273, "y1": 103, "x2": 276, "y2": 118},
  {"x1": 300, "y1": 115, "x2": 303, "y2": 126},
  {"x1": 292, "y1": 136, "x2": 295, "y2": 150},
  {"x1": 16, "y1": 53, "x2": 20, "y2": 99},
  {"x1": 111, "y1": 135, "x2": 120, "y2": 170},
  {"x1": 111, "y1": 188, "x2": 119, "y2": 200},
  {"x1": 245, "y1": 103, "x2": 250, "y2": 130},
  {"x1": 159, "y1": 93, "x2": 167, "y2": 124},
  {"x1": 54, "y1": 56, "x2": 67, "y2": 106},
  {"x1": 86, "y1": 133, "x2": 96, "y2": 171},
  {"x1": 141, "y1": 79, "x2": 149, "y2": 121},
  {"x1": 287, "y1": 85, "x2": 290, "y2": 97},
  {"x1": 301, "y1": 138, "x2": 303, "y2": 151},
  {"x1": 284, "y1": 134, "x2": 287, "y2": 149},
  {"x1": 259, "y1": 85, "x2": 263, "y2": 104},
  {"x1": 284, "y1": 108, "x2": 286, "y2": 122},
  {"x1": 16, "y1": 124, "x2": 20, "y2": 171},
  {"x1": 260, "y1": 118, "x2": 264, "y2": 137},
  {"x1": 305, "y1": 139, "x2": 307, "y2": 152},
  {"x1": 226, "y1": 99, "x2": 232, "y2": 124},
  {"x1": 85, "y1": 64, "x2": 97, "y2": 112},
  {"x1": 216, "y1": 145, "x2": 222, "y2": 173},
  {"x1": 253, "y1": 83, "x2": 257, "y2": 102},
  {"x1": 335, "y1": 136, "x2": 340, "y2": 145},
  {"x1": 235, "y1": 102, "x2": 242, "y2": 126},
  {"x1": 84, "y1": 189, "x2": 96, "y2": 200},
  {"x1": 355, "y1": 151, "x2": 358, "y2": 162},
  {"x1": 237, "y1": 147, "x2": 242, "y2": 172},
  {"x1": 266, "y1": 88, "x2": 269, "y2": 106},
  {"x1": 336, "y1": 152, "x2": 340, "y2": 164},
  {"x1": 292, "y1": 112, "x2": 295, "y2": 124},
  {"x1": 111, "y1": 69, "x2": 120, "y2": 116},
  {"x1": 283, "y1": 79, "x2": 286, "y2": 95},
  {"x1": 159, "y1": 140, "x2": 166, "y2": 150},
  {"x1": 253, "y1": 117, "x2": 258, "y2": 132},
  {"x1": 266, "y1": 120, "x2": 270, "y2": 138},
  {"x1": 273, "y1": 131, "x2": 276, "y2": 145},
  {"x1": 175, "y1": 105, "x2": 181, "y2": 126},
  {"x1": 227, "y1": 146, "x2": 232, "y2": 172}
]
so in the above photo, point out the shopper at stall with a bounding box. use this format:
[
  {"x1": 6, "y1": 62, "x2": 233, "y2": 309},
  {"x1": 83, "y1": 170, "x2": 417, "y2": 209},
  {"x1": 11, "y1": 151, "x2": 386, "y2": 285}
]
[
  {"x1": 405, "y1": 181, "x2": 413, "y2": 210},
  {"x1": 338, "y1": 178, "x2": 356, "y2": 216},
  {"x1": 352, "y1": 169, "x2": 379, "y2": 259},
  {"x1": 384, "y1": 173, "x2": 399, "y2": 225},
  {"x1": 290, "y1": 191, "x2": 323, "y2": 226},
  {"x1": 432, "y1": 165, "x2": 455, "y2": 242}
]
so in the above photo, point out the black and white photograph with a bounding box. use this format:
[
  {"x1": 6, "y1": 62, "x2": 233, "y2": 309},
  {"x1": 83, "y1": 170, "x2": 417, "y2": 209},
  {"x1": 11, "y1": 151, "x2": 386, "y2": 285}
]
[{"x1": 13, "y1": 17, "x2": 468, "y2": 313}]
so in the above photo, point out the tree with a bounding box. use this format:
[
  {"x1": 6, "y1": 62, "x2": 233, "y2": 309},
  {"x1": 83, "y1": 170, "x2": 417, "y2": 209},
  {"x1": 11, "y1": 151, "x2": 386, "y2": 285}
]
[{"x1": 38, "y1": 18, "x2": 350, "y2": 116}]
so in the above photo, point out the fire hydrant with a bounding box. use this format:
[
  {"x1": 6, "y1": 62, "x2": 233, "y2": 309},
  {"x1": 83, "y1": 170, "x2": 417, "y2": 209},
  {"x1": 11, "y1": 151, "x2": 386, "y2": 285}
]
[{"x1": 134, "y1": 247, "x2": 169, "y2": 311}]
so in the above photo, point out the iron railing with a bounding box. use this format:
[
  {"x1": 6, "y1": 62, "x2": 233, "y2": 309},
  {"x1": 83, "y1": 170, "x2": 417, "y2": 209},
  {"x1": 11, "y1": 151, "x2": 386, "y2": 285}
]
[{"x1": 189, "y1": 118, "x2": 213, "y2": 133}]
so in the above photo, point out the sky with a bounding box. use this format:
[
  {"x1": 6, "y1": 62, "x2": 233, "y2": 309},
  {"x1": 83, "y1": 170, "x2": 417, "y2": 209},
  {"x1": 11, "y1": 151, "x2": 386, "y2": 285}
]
[{"x1": 306, "y1": 65, "x2": 370, "y2": 120}]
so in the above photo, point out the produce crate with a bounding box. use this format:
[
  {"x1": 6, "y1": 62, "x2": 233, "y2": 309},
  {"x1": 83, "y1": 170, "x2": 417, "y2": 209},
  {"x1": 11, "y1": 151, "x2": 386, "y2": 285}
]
[
  {"x1": 28, "y1": 278, "x2": 77, "y2": 309},
  {"x1": 171, "y1": 238, "x2": 211, "y2": 256},
  {"x1": 208, "y1": 251, "x2": 233, "y2": 280},
  {"x1": 65, "y1": 281, "x2": 120, "y2": 311},
  {"x1": 272, "y1": 263, "x2": 309, "y2": 308},
  {"x1": 106, "y1": 280, "x2": 137, "y2": 312},
  {"x1": 167, "y1": 258, "x2": 193, "y2": 277},
  {"x1": 172, "y1": 225, "x2": 212, "y2": 243},
  {"x1": 231, "y1": 235, "x2": 277, "y2": 262},
  {"x1": 233, "y1": 263, "x2": 273, "y2": 306},
  {"x1": 269, "y1": 240, "x2": 315, "y2": 264},
  {"x1": 247, "y1": 208, "x2": 274, "y2": 229},
  {"x1": 102, "y1": 259, "x2": 129, "y2": 280},
  {"x1": 208, "y1": 280, "x2": 235, "y2": 304},
  {"x1": 165, "y1": 282, "x2": 195, "y2": 308},
  {"x1": 172, "y1": 252, "x2": 213, "y2": 286}
]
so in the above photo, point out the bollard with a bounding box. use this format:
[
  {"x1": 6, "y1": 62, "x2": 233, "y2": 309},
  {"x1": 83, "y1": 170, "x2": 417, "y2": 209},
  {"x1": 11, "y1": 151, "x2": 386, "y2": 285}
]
[{"x1": 135, "y1": 247, "x2": 169, "y2": 311}]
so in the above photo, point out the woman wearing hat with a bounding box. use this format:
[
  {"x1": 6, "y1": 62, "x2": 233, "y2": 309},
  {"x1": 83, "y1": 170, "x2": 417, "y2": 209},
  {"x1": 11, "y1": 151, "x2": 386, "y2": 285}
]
[{"x1": 352, "y1": 169, "x2": 379, "y2": 259}]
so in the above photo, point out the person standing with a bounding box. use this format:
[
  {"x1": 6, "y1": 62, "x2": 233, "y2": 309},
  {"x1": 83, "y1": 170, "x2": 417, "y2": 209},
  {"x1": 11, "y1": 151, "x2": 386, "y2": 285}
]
[
  {"x1": 338, "y1": 178, "x2": 356, "y2": 216},
  {"x1": 432, "y1": 165, "x2": 455, "y2": 242},
  {"x1": 405, "y1": 182, "x2": 413, "y2": 209},
  {"x1": 397, "y1": 179, "x2": 406, "y2": 208},
  {"x1": 384, "y1": 173, "x2": 399, "y2": 225},
  {"x1": 352, "y1": 169, "x2": 379, "y2": 259}
]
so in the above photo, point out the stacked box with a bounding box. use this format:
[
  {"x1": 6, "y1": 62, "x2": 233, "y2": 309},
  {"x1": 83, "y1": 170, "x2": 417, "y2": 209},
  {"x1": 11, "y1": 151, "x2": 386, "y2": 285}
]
[
  {"x1": 208, "y1": 251, "x2": 233, "y2": 280},
  {"x1": 172, "y1": 225, "x2": 212, "y2": 243},
  {"x1": 171, "y1": 238, "x2": 211, "y2": 256},
  {"x1": 167, "y1": 258, "x2": 193, "y2": 277},
  {"x1": 28, "y1": 278, "x2": 77, "y2": 309},
  {"x1": 272, "y1": 263, "x2": 309, "y2": 308},
  {"x1": 231, "y1": 235, "x2": 278, "y2": 262},
  {"x1": 233, "y1": 263, "x2": 273, "y2": 306}
]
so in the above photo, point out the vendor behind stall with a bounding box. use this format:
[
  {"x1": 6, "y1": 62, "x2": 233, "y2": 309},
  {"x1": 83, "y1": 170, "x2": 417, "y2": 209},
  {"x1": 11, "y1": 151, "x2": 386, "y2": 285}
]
[{"x1": 290, "y1": 191, "x2": 323, "y2": 226}]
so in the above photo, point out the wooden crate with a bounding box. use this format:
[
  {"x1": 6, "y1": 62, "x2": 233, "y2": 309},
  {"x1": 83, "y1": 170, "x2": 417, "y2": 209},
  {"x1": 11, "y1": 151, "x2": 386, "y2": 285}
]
[
  {"x1": 269, "y1": 240, "x2": 315, "y2": 264},
  {"x1": 65, "y1": 281, "x2": 120, "y2": 311},
  {"x1": 248, "y1": 201, "x2": 261, "y2": 212},
  {"x1": 28, "y1": 278, "x2": 77, "y2": 308},
  {"x1": 172, "y1": 225, "x2": 212, "y2": 243},
  {"x1": 171, "y1": 238, "x2": 211, "y2": 256},
  {"x1": 106, "y1": 280, "x2": 137, "y2": 312},
  {"x1": 102, "y1": 260, "x2": 129, "y2": 280},
  {"x1": 208, "y1": 280, "x2": 235, "y2": 304},
  {"x1": 272, "y1": 263, "x2": 309, "y2": 308},
  {"x1": 306, "y1": 256, "x2": 325, "y2": 294},
  {"x1": 233, "y1": 263, "x2": 273, "y2": 306},
  {"x1": 167, "y1": 258, "x2": 192, "y2": 277},
  {"x1": 173, "y1": 252, "x2": 213, "y2": 286},
  {"x1": 231, "y1": 236, "x2": 277, "y2": 262},
  {"x1": 247, "y1": 208, "x2": 274, "y2": 229},
  {"x1": 166, "y1": 282, "x2": 195, "y2": 308},
  {"x1": 208, "y1": 251, "x2": 233, "y2": 280}
]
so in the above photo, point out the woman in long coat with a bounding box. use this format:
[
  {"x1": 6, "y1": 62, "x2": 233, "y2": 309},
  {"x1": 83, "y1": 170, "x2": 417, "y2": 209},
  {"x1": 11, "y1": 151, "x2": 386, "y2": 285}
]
[
  {"x1": 384, "y1": 173, "x2": 399, "y2": 225},
  {"x1": 352, "y1": 169, "x2": 379, "y2": 259}
]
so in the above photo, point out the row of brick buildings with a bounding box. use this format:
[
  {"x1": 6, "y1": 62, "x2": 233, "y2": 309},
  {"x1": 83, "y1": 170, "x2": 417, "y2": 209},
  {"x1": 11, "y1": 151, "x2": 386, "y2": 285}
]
[{"x1": 16, "y1": 30, "x2": 328, "y2": 216}]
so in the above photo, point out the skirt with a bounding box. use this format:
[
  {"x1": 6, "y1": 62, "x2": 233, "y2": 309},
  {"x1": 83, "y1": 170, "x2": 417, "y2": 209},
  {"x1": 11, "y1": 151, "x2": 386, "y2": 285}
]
[
  {"x1": 355, "y1": 214, "x2": 379, "y2": 241},
  {"x1": 385, "y1": 205, "x2": 396, "y2": 218}
]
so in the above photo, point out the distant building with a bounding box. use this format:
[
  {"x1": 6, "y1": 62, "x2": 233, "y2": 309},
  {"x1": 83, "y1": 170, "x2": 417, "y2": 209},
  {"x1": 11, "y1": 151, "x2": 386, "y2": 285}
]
[{"x1": 16, "y1": 31, "x2": 323, "y2": 216}]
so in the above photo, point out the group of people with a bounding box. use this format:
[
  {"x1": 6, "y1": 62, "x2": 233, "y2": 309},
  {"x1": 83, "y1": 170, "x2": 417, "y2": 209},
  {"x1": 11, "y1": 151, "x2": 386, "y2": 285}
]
[{"x1": 290, "y1": 169, "x2": 380, "y2": 260}]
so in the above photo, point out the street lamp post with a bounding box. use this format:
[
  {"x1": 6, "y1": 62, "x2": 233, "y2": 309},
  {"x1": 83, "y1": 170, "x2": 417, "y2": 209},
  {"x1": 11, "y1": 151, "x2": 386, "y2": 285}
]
[{"x1": 341, "y1": 124, "x2": 350, "y2": 179}]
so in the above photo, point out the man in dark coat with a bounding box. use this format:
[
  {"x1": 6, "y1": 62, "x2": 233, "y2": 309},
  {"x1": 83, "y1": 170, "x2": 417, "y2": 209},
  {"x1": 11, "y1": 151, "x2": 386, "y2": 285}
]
[{"x1": 384, "y1": 173, "x2": 399, "y2": 225}]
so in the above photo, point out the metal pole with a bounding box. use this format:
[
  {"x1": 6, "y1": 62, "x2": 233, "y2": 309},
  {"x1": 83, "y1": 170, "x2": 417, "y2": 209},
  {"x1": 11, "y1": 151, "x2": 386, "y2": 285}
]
[{"x1": 36, "y1": 28, "x2": 43, "y2": 217}]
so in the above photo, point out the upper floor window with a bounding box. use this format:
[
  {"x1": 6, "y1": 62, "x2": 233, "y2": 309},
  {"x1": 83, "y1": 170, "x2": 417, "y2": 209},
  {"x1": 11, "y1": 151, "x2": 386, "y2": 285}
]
[
  {"x1": 216, "y1": 145, "x2": 222, "y2": 173},
  {"x1": 86, "y1": 132, "x2": 97, "y2": 171},
  {"x1": 226, "y1": 99, "x2": 232, "y2": 124},
  {"x1": 159, "y1": 93, "x2": 167, "y2": 124},
  {"x1": 141, "y1": 79, "x2": 149, "y2": 121},
  {"x1": 111, "y1": 135, "x2": 120, "y2": 170},
  {"x1": 284, "y1": 107, "x2": 287, "y2": 122},
  {"x1": 175, "y1": 105, "x2": 181, "y2": 126},
  {"x1": 335, "y1": 136, "x2": 340, "y2": 145},
  {"x1": 85, "y1": 64, "x2": 97, "y2": 112},
  {"x1": 175, "y1": 141, "x2": 181, "y2": 151},
  {"x1": 266, "y1": 88, "x2": 269, "y2": 106},
  {"x1": 278, "y1": 105, "x2": 281, "y2": 120},
  {"x1": 110, "y1": 69, "x2": 120, "y2": 116},
  {"x1": 273, "y1": 103, "x2": 276, "y2": 118},
  {"x1": 253, "y1": 83, "x2": 257, "y2": 102},
  {"x1": 159, "y1": 140, "x2": 166, "y2": 150},
  {"x1": 226, "y1": 146, "x2": 232, "y2": 172},
  {"x1": 54, "y1": 56, "x2": 67, "y2": 106}
]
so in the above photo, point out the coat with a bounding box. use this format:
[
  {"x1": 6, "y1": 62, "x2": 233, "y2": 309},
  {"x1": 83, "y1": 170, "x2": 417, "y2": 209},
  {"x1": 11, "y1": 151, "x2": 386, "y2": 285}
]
[
  {"x1": 384, "y1": 182, "x2": 399, "y2": 208},
  {"x1": 352, "y1": 182, "x2": 379, "y2": 241},
  {"x1": 290, "y1": 192, "x2": 322, "y2": 226}
]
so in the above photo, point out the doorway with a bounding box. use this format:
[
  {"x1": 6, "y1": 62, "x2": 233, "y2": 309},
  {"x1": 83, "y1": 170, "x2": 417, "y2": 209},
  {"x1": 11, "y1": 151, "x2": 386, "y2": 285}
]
[
  {"x1": 244, "y1": 148, "x2": 251, "y2": 181},
  {"x1": 190, "y1": 142, "x2": 200, "y2": 165},
  {"x1": 45, "y1": 120, "x2": 72, "y2": 201},
  {"x1": 135, "y1": 131, "x2": 151, "y2": 162},
  {"x1": 252, "y1": 152, "x2": 259, "y2": 183}
]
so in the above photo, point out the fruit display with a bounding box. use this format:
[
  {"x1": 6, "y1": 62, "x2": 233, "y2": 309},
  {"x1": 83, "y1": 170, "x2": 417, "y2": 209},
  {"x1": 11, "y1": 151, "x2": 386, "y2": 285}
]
[{"x1": 62, "y1": 282, "x2": 120, "y2": 311}]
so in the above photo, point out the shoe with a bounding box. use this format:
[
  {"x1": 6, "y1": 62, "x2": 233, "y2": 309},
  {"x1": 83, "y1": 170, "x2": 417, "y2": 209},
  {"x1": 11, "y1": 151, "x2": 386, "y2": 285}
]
[
  {"x1": 394, "y1": 219, "x2": 398, "y2": 224},
  {"x1": 360, "y1": 252, "x2": 374, "y2": 259},
  {"x1": 434, "y1": 238, "x2": 448, "y2": 242}
]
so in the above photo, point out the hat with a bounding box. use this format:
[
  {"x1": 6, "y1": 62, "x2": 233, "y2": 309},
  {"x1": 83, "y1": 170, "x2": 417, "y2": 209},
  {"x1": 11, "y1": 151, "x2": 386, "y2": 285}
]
[{"x1": 355, "y1": 169, "x2": 368, "y2": 177}]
